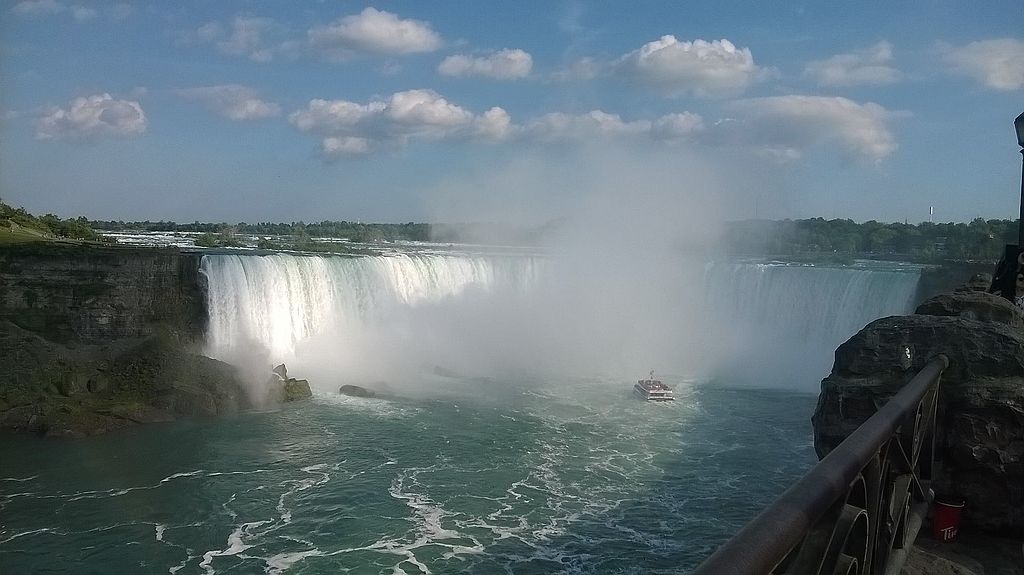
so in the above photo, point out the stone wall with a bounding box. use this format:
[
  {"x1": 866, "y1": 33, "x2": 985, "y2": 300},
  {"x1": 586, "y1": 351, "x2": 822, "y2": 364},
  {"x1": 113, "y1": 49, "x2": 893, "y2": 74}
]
[{"x1": 0, "y1": 243, "x2": 204, "y2": 344}]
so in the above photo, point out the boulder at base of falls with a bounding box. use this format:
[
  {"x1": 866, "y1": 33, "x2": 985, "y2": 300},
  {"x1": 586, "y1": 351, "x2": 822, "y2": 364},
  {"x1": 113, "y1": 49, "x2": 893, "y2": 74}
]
[
  {"x1": 267, "y1": 364, "x2": 313, "y2": 403},
  {"x1": 812, "y1": 288, "x2": 1024, "y2": 536},
  {"x1": 339, "y1": 385, "x2": 376, "y2": 398}
]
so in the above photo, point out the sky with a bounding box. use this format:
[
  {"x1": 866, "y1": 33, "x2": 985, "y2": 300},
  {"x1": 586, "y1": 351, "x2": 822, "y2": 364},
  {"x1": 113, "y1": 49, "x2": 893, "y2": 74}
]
[{"x1": 1, "y1": 1, "x2": 1022, "y2": 224}]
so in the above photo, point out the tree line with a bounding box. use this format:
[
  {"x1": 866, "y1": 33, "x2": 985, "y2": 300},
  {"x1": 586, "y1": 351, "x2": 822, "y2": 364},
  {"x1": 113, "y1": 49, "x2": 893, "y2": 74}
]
[
  {"x1": 90, "y1": 219, "x2": 431, "y2": 243},
  {"x1": 1, "y1": 202, "x2": 100, "y2": 241},
  {"x1": 721, "y1": 217, "x2": 1016, "y2": 262},
  {"x1": 3, "y1": 200, "x2": 1018, "y2": 262}
]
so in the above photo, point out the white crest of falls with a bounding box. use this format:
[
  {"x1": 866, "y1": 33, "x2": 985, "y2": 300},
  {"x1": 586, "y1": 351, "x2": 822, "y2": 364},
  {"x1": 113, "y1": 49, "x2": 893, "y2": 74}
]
[
  {"x1": 201, "y1": 253, "x2": 542, "y2": 361},
  {"x1": 200, "y1": 253, "x2": 921, "y2": 388}
]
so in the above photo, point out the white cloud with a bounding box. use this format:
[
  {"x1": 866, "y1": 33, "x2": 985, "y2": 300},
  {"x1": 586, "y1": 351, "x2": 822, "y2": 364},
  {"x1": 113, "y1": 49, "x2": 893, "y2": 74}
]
[
  {"x1": 290, "y1": 89, "x2": 508, "y2": 157},
  {"x1": 943, "y1": 38, "x2": 1024, "y2": 91},
  {"x1": 724, "y1": 96, "x2": 899, "y2": 162},
  {"x1": 35, "y1": 94, "x2": 147, "y2": 140},
  {"x1": 525, "y1": 110, "x2": 651, "y2": 141},
  {"x1": 651, "y1": 112, "x2": 705, "y2": 140},
  {"x1": 11, "y1": 0, "x2": 63, "y2": 16},
  {"x1": 804, "y1": 41, "x2": 901, "y2": 86},
  {"x1": 614, "y1": 36, "x2": 767, "y2": 97},
  {"x1": 551, "y1": 57, "x2": 602, "y2": 82},
  {"x1": 217, "y1": 16, "x2": 278, "y2": 62},
  {"x1": 177, "y1": 85, "x2": 280, "y2": 121},
  {"x1": 438, "y1": 49, "x2": 533, "y2": 79},
  {"x1": 308, "y1": 7, "x2": 441, "y2": 60},
  {"x1": 11, "y1": 1, "x2": 99, "y2": 21},
  {"x1": 182, "y1": 17, "x2": 280, "y2": 62}
]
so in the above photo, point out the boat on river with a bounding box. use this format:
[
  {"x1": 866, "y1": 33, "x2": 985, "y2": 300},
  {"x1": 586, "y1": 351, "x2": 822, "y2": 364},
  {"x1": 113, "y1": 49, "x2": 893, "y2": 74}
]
[{"x1": 634, "y1": 371, "x2": 674, "y2": 401}]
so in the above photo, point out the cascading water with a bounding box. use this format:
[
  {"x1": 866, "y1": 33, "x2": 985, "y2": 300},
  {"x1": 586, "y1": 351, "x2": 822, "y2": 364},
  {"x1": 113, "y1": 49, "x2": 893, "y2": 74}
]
[
  {"x1": 201, "y1": 253, "x2": 543, "y2": 384},
  {"x1": 702, "y1": 261, "x2": 921, "y2": 387},
  {"x1": 200, "y1": 253, "x2": 920, "y2": 391}
]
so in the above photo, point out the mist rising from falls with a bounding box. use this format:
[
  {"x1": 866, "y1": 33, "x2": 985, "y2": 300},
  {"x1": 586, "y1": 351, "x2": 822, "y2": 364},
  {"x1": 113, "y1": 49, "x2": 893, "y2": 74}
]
[{"x1": 201, "y1": 253, "x2": 920, "y2": 392}]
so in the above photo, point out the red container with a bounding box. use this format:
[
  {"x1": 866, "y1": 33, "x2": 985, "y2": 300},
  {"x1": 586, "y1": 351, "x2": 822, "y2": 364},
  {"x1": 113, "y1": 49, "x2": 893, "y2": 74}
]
[{"x1": 932, "y1": 498, "x2": 965, "y2": 542}]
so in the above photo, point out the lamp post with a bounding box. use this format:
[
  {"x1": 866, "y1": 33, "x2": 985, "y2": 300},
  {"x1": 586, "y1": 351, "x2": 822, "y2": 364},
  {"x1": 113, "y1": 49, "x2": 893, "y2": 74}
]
[
  {"x1": 1016, "y1": 112, "x2": 1024, "y2": 248},
  {"x1": 994, "y1": 114, "x2": 1024, "y2": 303}
]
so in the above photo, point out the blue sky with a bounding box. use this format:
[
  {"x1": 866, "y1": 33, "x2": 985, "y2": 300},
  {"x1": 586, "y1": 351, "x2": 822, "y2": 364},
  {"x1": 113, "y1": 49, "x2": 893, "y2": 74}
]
[{"x1": 1, "y1": 1, "x2": 1022, "y2": 224}]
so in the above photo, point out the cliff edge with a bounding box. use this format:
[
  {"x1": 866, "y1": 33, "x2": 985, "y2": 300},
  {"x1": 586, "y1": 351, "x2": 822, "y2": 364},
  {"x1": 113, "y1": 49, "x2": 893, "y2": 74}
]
[
  {"x1": 0, "y1": 244, "x2": 310, "y2": 436},
  {"x1": 812, "y1": 279, "x2": 1024, "y2": 536}
]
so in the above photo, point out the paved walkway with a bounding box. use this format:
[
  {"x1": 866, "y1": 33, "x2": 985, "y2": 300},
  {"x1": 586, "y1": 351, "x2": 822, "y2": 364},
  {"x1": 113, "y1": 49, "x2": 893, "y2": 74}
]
[{"x1": 903, "y1": 530, "x2": 1023, "y2": 575}]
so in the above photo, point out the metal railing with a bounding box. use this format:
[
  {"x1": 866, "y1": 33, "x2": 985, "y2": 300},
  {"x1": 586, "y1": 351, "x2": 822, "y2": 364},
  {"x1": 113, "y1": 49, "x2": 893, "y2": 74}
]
[{"x1": 694, "y1": 354, "x2": 948, "y2": 575}]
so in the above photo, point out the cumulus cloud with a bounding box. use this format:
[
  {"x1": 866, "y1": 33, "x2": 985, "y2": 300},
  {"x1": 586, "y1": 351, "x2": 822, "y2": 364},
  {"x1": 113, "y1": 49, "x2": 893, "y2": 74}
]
[
  {"x1": 438, "y1": 49, "x2": 533, "y2": 79},
  {"x1": 289, "y1": 89, "x2": 509, "y2": 157},
  {"x1": 942, "y1": 38, "x2": 1024, "y2": 91},
  {"x1": 182, "y1": 16, "x2": 281, "y2": 62},
  {"x1": 35, "y1": 94, "x2": 147, "y2": 140},
  {"x1": 614, "y1": 36, "x2": 767, "y2": 97},
  {"x1": 804, "y1": 41, "x2": 901, "y2": 86},
  {"x1": 723, "y1": 96, "x2": 899, "y2": 162},
  {"x1": 308, "y1": 7, "x2": 441, "y2": 61},
  {"x1": 177, "y1": 85, "x2": 280, "y2": 121}
]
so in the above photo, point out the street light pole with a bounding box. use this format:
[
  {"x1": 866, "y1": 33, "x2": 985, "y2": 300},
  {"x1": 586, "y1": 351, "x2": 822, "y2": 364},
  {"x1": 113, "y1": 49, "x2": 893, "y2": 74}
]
[{"x1": 1016, "y1": 112, "x2": 1024, "y2": 249}]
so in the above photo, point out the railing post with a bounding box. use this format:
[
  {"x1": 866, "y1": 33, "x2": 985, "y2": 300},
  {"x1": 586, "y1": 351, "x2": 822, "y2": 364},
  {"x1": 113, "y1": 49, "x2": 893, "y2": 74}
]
[{"x1": 693, "y1": 354, "x2": 948, "y2": 575}]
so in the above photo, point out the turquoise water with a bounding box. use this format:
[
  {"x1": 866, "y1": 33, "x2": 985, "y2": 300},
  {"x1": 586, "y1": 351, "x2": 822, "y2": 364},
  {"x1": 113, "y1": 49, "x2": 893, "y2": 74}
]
[{"x1": 0, "y1": 378, "x2": 816, "y2": 574}]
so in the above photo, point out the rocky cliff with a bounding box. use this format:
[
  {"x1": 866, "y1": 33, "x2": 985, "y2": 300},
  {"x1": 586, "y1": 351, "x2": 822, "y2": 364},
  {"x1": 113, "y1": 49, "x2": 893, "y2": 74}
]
[
  {"x1": 0, "y1": 244, "x2": 309, "y2": 436},
  {"x1": 0, "y1": 243, "x2": 204, "y2": 343},
  {"x1": 812, "y1": 281, "x2": 1024, "y2": 536}
]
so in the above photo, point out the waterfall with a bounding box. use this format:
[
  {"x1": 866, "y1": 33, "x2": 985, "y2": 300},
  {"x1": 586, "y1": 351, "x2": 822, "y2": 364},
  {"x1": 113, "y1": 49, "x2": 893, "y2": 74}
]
[
  {"x1": 201, "y1": 252, "x2": 542, "y2": 363},
  {"x1": 701, "y1": 262, "x2": 921, "y2": 387},
  {"x1": 200, "y1": 253, "x2": 920, "y2": 390}
]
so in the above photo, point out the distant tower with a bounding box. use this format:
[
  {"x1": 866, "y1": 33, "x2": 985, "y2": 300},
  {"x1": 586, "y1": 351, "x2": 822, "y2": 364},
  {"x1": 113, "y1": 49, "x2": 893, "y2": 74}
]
[{"x1": 929, "y1": 206, "x2": 934, "y2": 223}]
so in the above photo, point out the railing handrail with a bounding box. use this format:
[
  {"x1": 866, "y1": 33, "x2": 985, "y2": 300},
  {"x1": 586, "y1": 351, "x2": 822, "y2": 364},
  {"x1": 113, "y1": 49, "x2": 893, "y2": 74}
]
[{"x1": 694, "y1": 354, "x2": 949, "y2": 574}]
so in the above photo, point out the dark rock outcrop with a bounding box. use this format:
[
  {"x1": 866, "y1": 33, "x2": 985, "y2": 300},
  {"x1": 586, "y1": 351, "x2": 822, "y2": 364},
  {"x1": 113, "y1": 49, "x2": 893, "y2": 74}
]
[
  {"x1": 339, "y1": 384, "x2": 376, "y2": 398},
  {"x1": 813, "y1": 289, "x2": 1024, "y2": 535},
  {"x1": 0, "y1": 245, "x2": 320, "y2": 436},
  {"x1": 0, "y1": 320, "x2": 249, "y2": 437},
  {"x1": 0, "y1": 243, "x2": 204, "y2": 343}
]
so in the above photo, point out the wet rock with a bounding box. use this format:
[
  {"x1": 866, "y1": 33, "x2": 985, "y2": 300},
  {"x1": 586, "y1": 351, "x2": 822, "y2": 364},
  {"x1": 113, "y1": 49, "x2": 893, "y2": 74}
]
[
  {"x1": 284, "y1": 379, "x2": 312, "y2": 401},
  {"x1": 0, "y1": 320, "x2": 251, "y2": 436},
  {"x1": 915, "y1": 290, "x2": 1024, "y2": 329},
  {"x1": 339, "y1": 384, "x2": 375, "y2": 398},
  {"x1": 273, "y1": 363, "x2": 288, "y2": 380},
  {"x1": 813, "y1": 289, "x2": 1024, "y2": 535}
]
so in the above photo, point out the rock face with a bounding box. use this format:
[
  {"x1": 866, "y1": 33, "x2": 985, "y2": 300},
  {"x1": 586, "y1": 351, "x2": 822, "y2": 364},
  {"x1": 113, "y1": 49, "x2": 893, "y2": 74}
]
[
  {"x1": 0, "y1": 245, "x2": 311, "y2": 436},
  {"x1": 0, "y1": 320, "x2": 249, "y2": 437},
  {"x1": 812, "y1": 288, "x2": 1024, "y2": 536},
  {"x1": 0, "y1": 243, "x2": 204, "y2": 343}
]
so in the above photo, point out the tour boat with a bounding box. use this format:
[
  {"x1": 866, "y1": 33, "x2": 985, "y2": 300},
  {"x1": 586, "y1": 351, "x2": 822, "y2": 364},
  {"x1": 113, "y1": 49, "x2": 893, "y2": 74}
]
[{"x1": 634, "y1": 371, "x2": 674, "y2": 401}]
